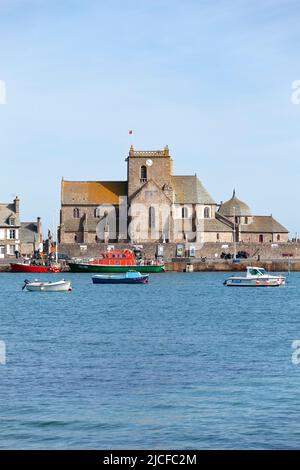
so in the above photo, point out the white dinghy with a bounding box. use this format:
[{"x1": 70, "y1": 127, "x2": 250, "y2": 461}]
[
  {"x1": 223, "y1": 267, "x2": 286, "y2": 287},
  {"x1": 23, "y1": 279, "x2": 72, "y2": 292}
]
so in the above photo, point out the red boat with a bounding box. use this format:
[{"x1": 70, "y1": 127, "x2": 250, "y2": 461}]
[{"x1": 10, "y1": 262, "x2": 61, "y2": 273}]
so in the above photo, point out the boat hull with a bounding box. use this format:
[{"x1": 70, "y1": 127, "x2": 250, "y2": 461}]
[
  {"x1": 68, "y1": 263, "x2": 164, "y2": 273},
  {"x1": 92, "y1": 275, "x2": 149, "y2": 284},
  {"x1": 25, "y1": 280, "x2": 71, "y2": 292},
  {"x1": 224, "y1": 277, "x2": 285, "y2": 287},
  {"x1": 11, "y1": 263, "x2": 61, "y2": 273}
]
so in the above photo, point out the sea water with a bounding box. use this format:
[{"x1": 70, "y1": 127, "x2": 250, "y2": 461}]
[{"x1": 0, "y1": 272, "x2": 299, "y2": 449}]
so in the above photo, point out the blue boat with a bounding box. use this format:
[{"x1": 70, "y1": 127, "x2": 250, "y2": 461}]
[{"x1": 92, "y1": 271, "x2": 149, "y2": 285}]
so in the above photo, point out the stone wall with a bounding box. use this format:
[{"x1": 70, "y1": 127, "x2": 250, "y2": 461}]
[{"x1": 58, "y1": 241, "x2": 300, "y2": 260}]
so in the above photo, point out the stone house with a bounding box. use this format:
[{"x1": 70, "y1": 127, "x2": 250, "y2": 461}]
[
  {"x1": 59, "y1": 146, "x2": 289, "y2": 245},
  {"x1": 19, "y1": 218, "x2": 43, "y2": 256},
  {"x1": 0, "y1": 197, "x2": 20, "y2": 258}
]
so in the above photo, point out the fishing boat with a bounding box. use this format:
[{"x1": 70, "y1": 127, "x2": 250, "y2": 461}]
[
  {"x1": 11, "y1": 261, "x2": 61, "y2": 273},
  {"x1": 22, "y1": 279, "x2": 72, "y2": 292},
  {"x1": 68, "y1": 249, "x2": 165, "y2": 273},
  {"x1": 92, "y1": 271, "x2": 149, "y2": 284},
  {"x1": 223, "y1": 267, "x2": 286, "y2": 287}
]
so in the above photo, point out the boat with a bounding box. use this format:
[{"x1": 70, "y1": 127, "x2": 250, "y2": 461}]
[
  {"x1": 22, "y1": 279, "x2": 72, "y2": 292},
  {"x1": 11, "y1": 261, "x2": 61, "y2": 273},
  {"x1": 223, "y1": 267, "x2": 286, "y2": 287},
  {"x1": 92, "y1": 271, "x2": 149, "y2": 284},
  {"x1": 68, "y1": 249, "x2": 165, "y2": 273}
]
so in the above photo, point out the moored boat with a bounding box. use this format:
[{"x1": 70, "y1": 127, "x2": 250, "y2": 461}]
[
  {"x1": 223, "y1": 267, "x2": 286, "y2": 287},
  {"x1": 22, "y1": 279, "x2": 72, "y2": 292},
  {"x1": 11, "y1": 262, "x2": 61, "y2": 273},
  {"x1": 92, "y1": 271, "x2": 149, "y2": 284},
  {"x1": 68, "y1": 249, "x2": 165, "y2": 273}
]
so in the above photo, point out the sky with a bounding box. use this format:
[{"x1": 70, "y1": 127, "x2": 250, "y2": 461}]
[{"x1": 0, "y1": 0, "x2": 300, "y2": 236}]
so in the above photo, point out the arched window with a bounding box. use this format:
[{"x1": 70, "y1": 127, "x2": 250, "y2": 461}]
[
  {"x1": 149, "y1": 206, "x2": 155, "y2": 228},
  {"x1": 216, "y1": 233, "x2": 220, "y2": 241},
  {"x1": 277, "y1": 234, "x2": 280, "y2": 241},
  {"x1": 73, "y1": 208, "x2": 80, "y2": 219},
  {"x1": 244, "y1": 216, "x2": 248, "y2": 224},
  {"x1": 259, "y1": 234, "x2": 264, "y2": 243},
  {"x1": 74, "y1": 234, "x2": 77, "y2": 242},
  {"x1": 140, "y1": 165, "x2": 147, "y2": 181},
  {"x1": 204, "y1": 207, "x2": 210, "y2": 218},
  {"x1": 94, "y1": 208, "x2": 100, "y2": 218},
  {"x1": 182, "y1": 207, "x2": 188, "y2": 218}
]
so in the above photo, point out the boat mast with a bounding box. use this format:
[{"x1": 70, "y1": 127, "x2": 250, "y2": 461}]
[{"x1": 233, "y1": 206, "x2": 236, "y2": 260}]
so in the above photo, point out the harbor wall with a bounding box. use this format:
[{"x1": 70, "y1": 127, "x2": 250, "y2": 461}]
[{"x1": 58, "y1": 241, "x2": 300, "y2": 261}]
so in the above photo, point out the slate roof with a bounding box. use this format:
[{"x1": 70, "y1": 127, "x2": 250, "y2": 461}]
[
  {"x1": 202, "y1": 219, "x2": 233, "y2": 232},
  {"x1": 62, "y1": 181, "x2": 127, "y2": 205},
  {"x1": 171, "y1": 176, "x2": 215, "y2": 204},
  {"x1": 0, "y1": 203, "x2": 20, "y2": 227},
  {"x1": 241, "y1": 216, "x2": 288, "y2": 233},
  {"x1": 20, "y1": 222, "x2": 38, "y2": 243},
  {"x1": 219, "y1": 190, "x2": 252, "y2": 217}
]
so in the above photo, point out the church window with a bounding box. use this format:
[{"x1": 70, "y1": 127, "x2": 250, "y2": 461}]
[
  {"x1": 149, "y1": 206, "x2": 155, "y2": 228},
  {"x1": 73, "y1": 208, "x2": 80, "y2": 219},
  {"x1": 94, "y1": 208, "x2": 100, "y2": 218},
  {"x1": 182, "y1": 207, "x2": 188, "y2": 218},
  {"x1": 259, "y1": 234, "x2": 264, "y2": 243},
  {"x1": 74, "y1": 235, "x2": 77, "y2": 242},
  {"x1": 277, "y1": 234, "x2": 280, "y2": 241},
  {"x1": 216, "y1": 233, "x2": 220, "y2": 240},
  {"x1": 140, "y1": 165, "x2": 147, "y2": 182},
  {"x1": 245, "y1": 216, "x2": 248, "y2": 224},
  {"x1": 204, "y1": 207, "x2": 210, "y2": 218}
]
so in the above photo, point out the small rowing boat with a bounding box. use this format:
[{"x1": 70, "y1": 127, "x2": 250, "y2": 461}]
[
  {"x1": 22, "y1": 279, "x2": 72, "y2": 292},
  {"x1": 92, "y1": 271, "x2": 149, "y2": 284},
  {"x1": 223, "y1": 267, "x2": 286, "y2": 287}
]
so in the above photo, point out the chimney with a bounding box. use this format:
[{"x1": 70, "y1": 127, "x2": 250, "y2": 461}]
[{"x1": 14, "y1": 196, "x2": 20, "y2": 214}]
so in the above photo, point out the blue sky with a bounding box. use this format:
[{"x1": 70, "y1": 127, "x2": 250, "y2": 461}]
[{"x1": 0, "y1": 0, "x2": 300, "y2": 235}]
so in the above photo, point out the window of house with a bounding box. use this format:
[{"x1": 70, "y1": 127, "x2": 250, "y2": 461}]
[
  {"x1": 73, "y1": 208, "x2": 80, "y2": 218},
  {"x1": 244, "y1": 217, "x2": 248, "y2": 224},
  {"x1": 277, "y1": 234, "x2": 280, "y2": 241},
  {"x1": 9, "y1": 218, "x2": 15, "y2": 226},
  {"x1": 149, "y1": 206, "x2": 155, "y2": 228},
  {"x1": 9, "y1": 229, "x2": 16, "y2": 239},
  {"x1": 216, "y1": 233, "x2": 220, "y2": 240},
  {"x1": 140, "y1": 166, "x2": 147, "y2": 181},
  {"x1": 74, "y1": 235, "x2": 77, "y2": 242},
  {"x1": 94, "y1": 208, "x2": 100, "y2": 218},
  {"x1": 182, "y1": 207, "x2": 188, "y2": 218},
  {"x1": 259, "y1": 234, "x2": 264, "y2": 243},
  {"x1": 204, "y1": 207, "x2": 210, "y2": 218}
]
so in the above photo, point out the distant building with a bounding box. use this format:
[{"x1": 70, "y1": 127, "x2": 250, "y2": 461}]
[
  {"x1": 0, "y1": 197, "x2": 43, "y2": 258},
  {"x1": 20, "y1": 218, "x2": 43, "y2": 256},
  {"x1": 0, "y1": 197, "x2": 20, "y2": 258},
  {"x1": 59, "y1": 146, "x2": 289, "y2": 245}
]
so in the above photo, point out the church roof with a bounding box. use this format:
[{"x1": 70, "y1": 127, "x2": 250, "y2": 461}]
[
  {"x1": 202, "y1": 219, "x2": 233, "y2": 232},
  {"x1": 219, "y1": 190, "x2": 252, "y2": 217},
  {"x1": 62, "y1": 180, "x2": 127, "y2": 205},
  {"x1": 241, "y1": 216, "x2": 288, "y2": 233},
  {"x1": 172, "y1": 176, "x2": 215, "y2": 204}
]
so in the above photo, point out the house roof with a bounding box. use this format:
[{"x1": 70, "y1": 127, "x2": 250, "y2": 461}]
[
  {"x1": 0, "y1": 203, "x2": 20, "y2": 227},
  {"x1": 241, "y1": 216, "x2": 289, "y2": 233},
  {"x1": 62, "y1": 181, "x2": 127, "y2": 205},
  {"x1": 219, "y1": 190, "x2": 252, "y2": 217},
  {"x1": 171, "y1": 176, "x2": 215, "y2": 204},
  {"x1": 20, "y1": 222, "x2": 38, "y2": 243}
]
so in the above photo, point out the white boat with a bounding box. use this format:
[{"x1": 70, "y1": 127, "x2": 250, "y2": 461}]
[
  {"x1": 22, "y1": 279, "x2": 72, "y2": 292},
  {"x1": 223, "y1": 267, "x2": 286, "y2": 287}
]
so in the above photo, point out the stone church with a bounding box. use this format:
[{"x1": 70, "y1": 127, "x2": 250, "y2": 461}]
[{"x1": 59, "y1": 146, "x2": 288, "y2": 245}]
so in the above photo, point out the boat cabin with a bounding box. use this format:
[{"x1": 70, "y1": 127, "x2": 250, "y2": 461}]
[
  {"x1": 246, "y1": 267, "x2": 266, "y2": 277},
  {"x1": 91, "y1": 249, "x2": 137, "y2": 266}
]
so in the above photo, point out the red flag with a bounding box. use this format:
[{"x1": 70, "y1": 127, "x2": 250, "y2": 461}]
[{"x1": 129, "y1": 130, "x2": 133, "y2": 135}]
